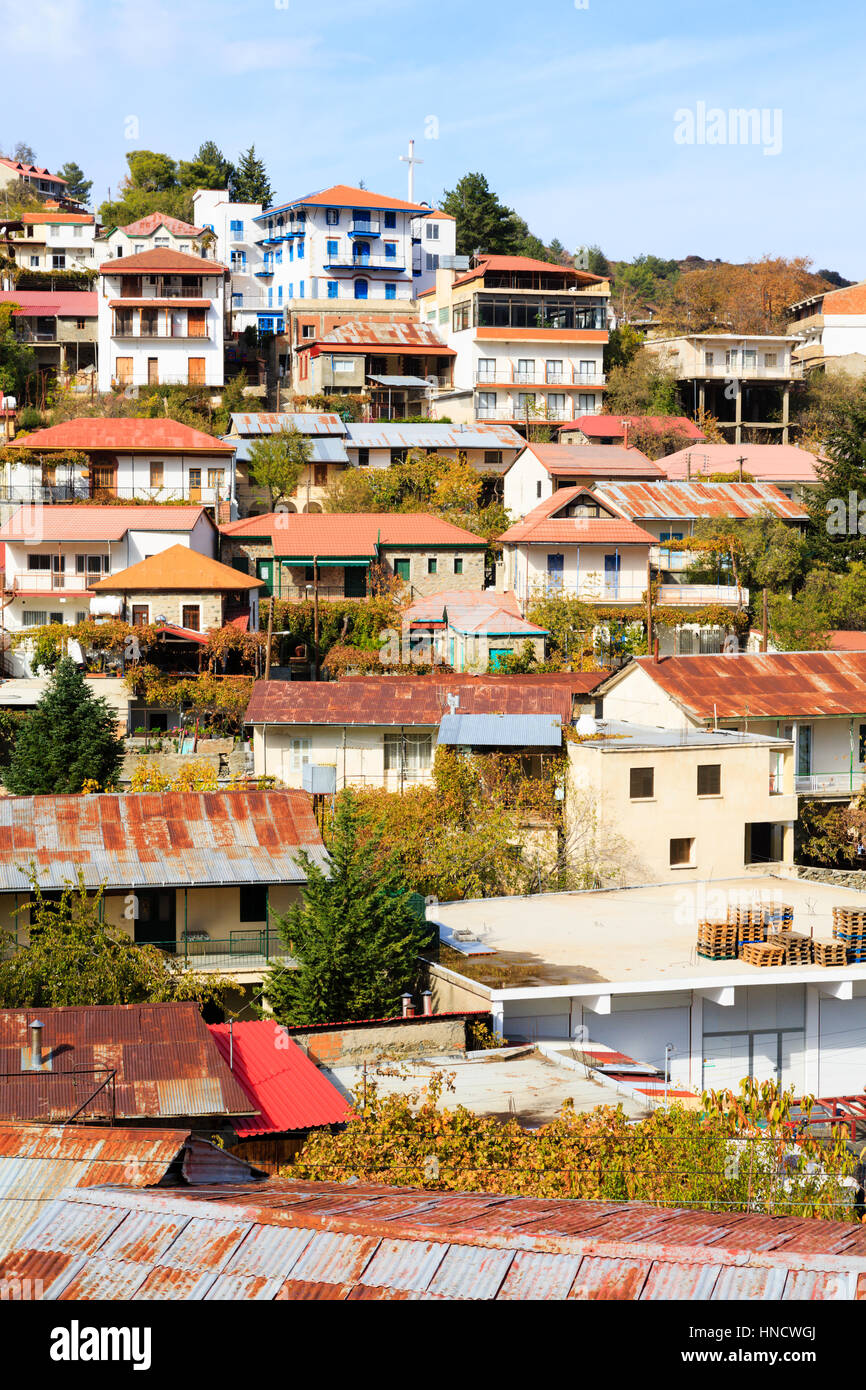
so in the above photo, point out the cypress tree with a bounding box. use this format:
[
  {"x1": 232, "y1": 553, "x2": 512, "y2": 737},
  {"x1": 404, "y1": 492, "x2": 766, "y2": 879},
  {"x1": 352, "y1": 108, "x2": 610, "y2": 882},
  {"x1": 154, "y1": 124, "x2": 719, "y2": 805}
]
[
  {"x1": 232, "y1": 146, "x2": 273, "y2": 207},
  {"x1": 3, "y1": 657, "x2": 124, "y2": 794}
]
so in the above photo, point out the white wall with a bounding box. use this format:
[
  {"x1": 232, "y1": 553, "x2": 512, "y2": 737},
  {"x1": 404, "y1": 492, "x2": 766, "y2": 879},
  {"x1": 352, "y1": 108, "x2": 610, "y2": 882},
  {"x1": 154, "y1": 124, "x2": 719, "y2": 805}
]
[
  {"x1": 503, "y1": 449, "x2": 553, "y2": 517},
  {"x1": 252, "y1": 722, "x2": 438, "y2": 789},
  {"x1": 503, "y1": 542, "x2": 649, "y2": 605}
]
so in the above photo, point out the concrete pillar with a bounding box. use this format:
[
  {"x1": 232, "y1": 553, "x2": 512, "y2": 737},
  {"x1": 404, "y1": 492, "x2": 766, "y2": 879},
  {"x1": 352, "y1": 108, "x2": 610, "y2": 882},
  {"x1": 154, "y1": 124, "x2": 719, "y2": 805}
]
[
  {"x1": 734, "y1": 378, "x2": 742, "y2": 445},
  {"x1": 781, "y1": 386, "x2": 790, "y2": 445},
  {"x1": 804, "y1": 986, "x2": 820, "y2": 1094}
]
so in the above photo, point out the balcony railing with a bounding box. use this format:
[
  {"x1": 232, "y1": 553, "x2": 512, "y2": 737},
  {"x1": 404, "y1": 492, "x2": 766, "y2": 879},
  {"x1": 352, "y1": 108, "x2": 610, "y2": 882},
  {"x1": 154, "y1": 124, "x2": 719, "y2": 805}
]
[
  {"x1": 515, "y1": 580, "x2": 747, "y2": 606},
  {"x1": 324, "y1": 255, "x2": 405, "y2": 272},
  {"x1": 657, "y1": 583, "x2": 747, "y2": 606},
  {"x1": 795, "y1": 772, "x2": 866, "y2": 796},
  {"x1": 10, "y1": 571, "x2": 104, "y2": 593},
  {"x1": 0, "y1": 482, "x2": 230, "y2": 505},
  {"x1": 349, "y1": 220, "x2": 382, "y2": 237},
  {"x1": 474, "y1": 369, "x2": 606, "y2": 386},
  {"x1": 116, "y1": 281, "x2": 211, "y2": 299},
  {"x1": 696, "y1": 362, "x2": 793, "y2": 380}
]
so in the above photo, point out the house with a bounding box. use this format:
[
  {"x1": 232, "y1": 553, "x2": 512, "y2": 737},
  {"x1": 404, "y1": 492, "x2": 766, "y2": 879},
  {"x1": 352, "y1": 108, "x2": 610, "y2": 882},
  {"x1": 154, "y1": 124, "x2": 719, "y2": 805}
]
[
  {"x1": 496, "y1": 486, "x2": 658, "y2": 608},
  {"x1": 0, "y1": 289, "x2": 97, "y2": 386},
  {"x1": 428, "y1": 872, "x2": 866, "y2": 1101},
  {"x1": 0, "y1": 504, "x2": 218, "y2": 674},
  {"x1": 417, "y1": 254, "x2": 610, "y2": 427},
  {"x1": 643, "y1": 334, "x2": 797, "y2": 443},
  {"x1": 6, "y1": 208, "x2": 98, "y2": 274},
  {"x1": 244, "y1": 673, "x2": 604, "y2": 789},
  {"x1": 787, "y1": 280, "x2": 866, "y2": 379},
  {"x1": 192, "y1": 188, "x2": 264, "y2": 336},
  {"x1": 567, "y1": 718, "x2": 797, "y2": 880},
  {"x1": 97, "y1": 247, "x2": 229, "y2": 392},
  {"x1": 403, "y1": 589, "x2": 549, "y2": 672},
  {"x1": 412, "y1": 207, "x2": 457, "y2": 293},
  {"x1": 596, "y1": 651, "x2": 866, "y2": 799},
  {"x1": 503, "y1": 442, "x2": 665, "y2": 518},
  {"x1": 293, "y1": 317, "x2": 455, "y2": 415},
  {"x1": 0, "y1": 1123, "x2": 265, "y2": 1261},
  {"x1": 0, "y1": 157, "x2": 70, "y2": 204},
  {"x1": 220, "y1": 512, "x2": 487, "y2": 600},
  {"x1": 558, "y1": 414, "x2": 706, "y2": 447},
  {"x1": 0, "y1": 789, "x2": 326, "y2": 979},
  {"x1": 90, "y1": 543, "x2": 263, "y2": 634},
  {"x1": 7, "y1": 1181, "x2": 866, "y2": 1300},
  {"x1": 99, "y1": 212, "x2": 210, "y2": 262},
  {"x1": 3, "y1": 418, "x2": 237, "y2": 512},
  {"x1": 0, "y1": 1003, "x2": 255, "y2": 1132},
  {"x1": 657, "y1": 443, "x2": 821, "y2": 500},
  {"x1": 224, "y1": 411, "x2": 351, "y2": 515}
]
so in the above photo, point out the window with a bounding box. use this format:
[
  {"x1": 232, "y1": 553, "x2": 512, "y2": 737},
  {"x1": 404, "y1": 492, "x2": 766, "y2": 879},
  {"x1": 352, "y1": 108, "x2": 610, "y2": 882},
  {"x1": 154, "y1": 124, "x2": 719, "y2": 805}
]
[
  {"x1": 478, "y1": 358, "x2": 496, "y2": 379},
  {"x1": 131, "y1": 604, "x2": 149, "y2": 626},
  {"x1": 384, "y1": 241, "x2": 397, "y2": 259},
  {"x1": 327, "y1": 280, "x2": 338, "y2": 298},
  {"x1": 357, "y1": 448, "x2": 370, "y2": 467},
  {"x1": 208, "y1": 469, "x2": 226, "y2": 490},
  {"x1": 477, "y1": 391, "x2": 497, "y2": 415},
  {"x1": 704, "y1": 351, "x2": 715, "y2": 367},
  {"x1": 427, "y1": 557, "x2": 438, "y2": 575},
  {"x1": 536, "y1": 481, "x2": 542, "y2": 498},
  {"x1": 326, "y1": 208, "x2": 339, "y2": 225},
  {"x1": 149, "y1": 462, "x2": 164, "y2": 488},
  {"x1": 425, "y1": 252, "x2": 439, "y2": 272},
  {"x1": 154, "y1": 237, "x2": 169, "y2": 248},
  {"x1": 630, "y1": 767, "x2": 654, "y2": 799},
  {"x1": 52, "y1": 253, "x2": 66, "y2": 270},
  {"x1": 384, "y1": 210, "x2": 397, "y2": 229},
  {"x1": 28, "y1": 554, "x2": 53, "y2": 571},
  {"x1": 578, "y1": 359, "x2": 596, "y2": 378},
  {"x1": 302, "y1": 324, "x2": 315, "y2": 338},
  {"x1": 697, "y1": 763, "x2": 721, "y2": 796},
  {"x1": 384, "y1": 732, "x2": 432, "y2": 776},
  {"x1": 426, "y1": 222, "x2": 440, "y2": 240},
  {"x1": 230, "y1": 219, "x2": 243, "y2": 235},
  {"x1": 453, "y1": 557, "x2": 463, "y2": 575},
  {"x1": 314, "y1": 464, "x2": 328, "y2": 488},
  {"x1": 394, "y1": 558, "x2": 410, "y2": 581},
  {"x1": 333, "y1": 356, "x2": 355, "y2": 374},
  {"x1": 297, "y1": 240, "x2": 305, "y2": 259},
  {"x1": 438, "y1": 306, "x2": 448, "y2": 325},
  {"x1": 326, "y1": 239, "x2": 338, "y2": 258},
  {"x1": 452, "y1": 301, "x2": 470, "y2": 331},
  {"x1": 548, "y1": 393, "x2": 566, "y2": 415},
  {"x1": 385, "y1": 283, "x2": 396, "y2": 300},
  {"x1": 670, "y1": 837, "x2": 695, "y2": 867},
  {"x1": 75, "y1": 318, "x2": 85, "y2": 330},
  {"x1": 29, "y1": 255, "x2": 39, "y2": 267},
  {"x1": 22, "y1": 611, "x2": 48, "y2": 626},
  {"x1": 545, "y1": 359, "x2": 563, "y2": 380},
  {"x1": 290, "y1": 737, "x2": 311, "y2": 770},
  {"x1": 764, "y1": 353, "x2": 778, "y2": 368},
  {"x1": 354, "y1": 279, "x2": 368, "y2": 300},
  {"x1": 239, "y1": 885, "x2": 268, "y2": 922},
  {"x1": 516, "y1": 359, "x2": 535, "y2": 382},
  {"x1": 517, "y1": 392, "x2": 536, "y2": 413},
  {"x1": 181, "y1": 605, "x2": 201, "y2": 631},
  {"x1": 860, "y1": 724, "x2": 866, "y2": 766},
  {"x1": 743, "y1": 350, "x2": 757, "y2": 371}
]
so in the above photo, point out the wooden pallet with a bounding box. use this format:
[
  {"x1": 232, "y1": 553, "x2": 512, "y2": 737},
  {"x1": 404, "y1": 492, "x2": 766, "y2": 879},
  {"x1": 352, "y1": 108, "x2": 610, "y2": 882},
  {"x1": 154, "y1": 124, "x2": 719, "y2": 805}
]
[
  {"x1": 739, "y1": 940, "x2": 786, "y2": 968},
  {"x1": 774, "y1": 931, "x2": 813, "y2": 965},
  {"x1": 738, "y1": 921, "x2": 769, "y2": 945},
  {"x1": 697, "y1": 946, "x2": 738, "y2": 961},
  {"x1": 765, "y1": 904, "x2": 794, "y2": 927},
  {"x1": 814, "y1": 939, "x2": 848, "y2": 968},
  {"x1": 697, "y1": 919, "x2": 738, "y2": 947}
]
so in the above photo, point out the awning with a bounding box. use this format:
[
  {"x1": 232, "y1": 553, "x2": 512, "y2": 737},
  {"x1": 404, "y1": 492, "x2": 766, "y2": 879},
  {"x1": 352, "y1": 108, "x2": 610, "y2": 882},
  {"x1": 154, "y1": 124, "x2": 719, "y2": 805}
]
[
  {"x1": 367, "y1": 375, "x2": 432, "y2": 388},
  {"x1": 437, "y1": 713, "x2": 563, "y2": 748}
]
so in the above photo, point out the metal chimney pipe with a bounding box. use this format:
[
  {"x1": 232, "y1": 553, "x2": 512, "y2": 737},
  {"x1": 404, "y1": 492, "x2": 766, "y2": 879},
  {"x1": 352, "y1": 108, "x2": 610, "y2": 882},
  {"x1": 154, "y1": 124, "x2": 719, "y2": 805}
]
[
  {"x1": 29, "y1": 1019, "x2": 44, "y2": 1072},
  {"x1": 401, "y1": 993, "x2": 414, "y2": 1018},
  {"x1": 421, "y1": 991, "x2": 433, "y2": 1017}
]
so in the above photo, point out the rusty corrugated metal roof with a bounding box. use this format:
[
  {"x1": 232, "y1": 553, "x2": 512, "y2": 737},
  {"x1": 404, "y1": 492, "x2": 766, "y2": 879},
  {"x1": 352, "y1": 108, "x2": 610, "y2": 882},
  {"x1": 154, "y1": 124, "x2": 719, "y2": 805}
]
[
  {"x1": 5, "y1": 1183, "x2": 866, "y2": 1300},
  {"x1": 629, "y1": 652, "x2": 866, "y2": 719},
  {"x1": 0, "y1": 1005, "x2": 257, "y2": 1123},
  {"x1": 595, "y1": 480, "x2": 808, "y2": 522},
  {"x1": 0, "y1": 789, "x2": 325, "y2": 891}
]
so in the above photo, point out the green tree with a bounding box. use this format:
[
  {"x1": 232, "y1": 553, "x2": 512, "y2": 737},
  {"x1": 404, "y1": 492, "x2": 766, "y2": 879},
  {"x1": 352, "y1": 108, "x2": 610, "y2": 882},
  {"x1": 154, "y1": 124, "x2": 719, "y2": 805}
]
[
  {"x1": 0, "y1": 302, "x2": 37, "y2": 399},
  {"x1": 440, "y1": 172, "x2": 523, "y2": 257},
  {"x1": 3, "y1": 657, "x2": 124, "y2": 794},
  {"x1": 266, "y1": 790, "x2": 433, "y2": 1025},
  {"x1": 0, "y1": 871, "x2": 230, "y2": 1008},
  {"x1": 179, "y1": 141, "x2": 235, "y2": 192},
  {"x1": 585, "y1": 244, "x2": 611, "y2": 277},
  {"x1": 57, "y1": 161, "x2": 92, "y2": 203},
  {"x1": 247, "y1": 425, "x2": 313, "y2": 507},
  {"x1": 686, "y1": 515, "x2": 810, "y2": 594},
  {"x1": 98, "y1": 150, "x2": 192, "y2": 227},
  {"x1": 604, "y1": 347, "x2": 681, "y2": 415},
  {"x1": 232, "y1": 146, "x2": 273, "y2": 206},
  {"x1": 805, "y1": 383, "x2": 866, "y2": 569},
  {"x1": 604, "y1": 324, "x2": 644, "y2": 372}
]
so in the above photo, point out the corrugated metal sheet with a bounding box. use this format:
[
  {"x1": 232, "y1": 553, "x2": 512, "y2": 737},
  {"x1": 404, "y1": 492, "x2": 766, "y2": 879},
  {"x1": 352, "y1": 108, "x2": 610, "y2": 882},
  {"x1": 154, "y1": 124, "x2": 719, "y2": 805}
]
[
  {"x1": 406, "y1": 590, "x2": 548, "y2": 638},
  {"x1": 207, "y1": 1022, "x2": 352, "y2": 1135},
  {"x1": 526, "y1": 443, "x2": 665, "y2": 479},
  {"x1": 229, "y1": 412, "x2": 348, "y2": 436},
  {"x1": 660, "y1": 444, "x2": 820, "y2": 484},
  {"x1": 227, "y1": 436, "x2": 349, "y2": 465},
  {"x1": 595, "y1": 479, "x2": 808, "y2": 522},
  {"x1": 309, "y1": 318, "x2": 453, "y2": 353},
  {"x1": 0, "y1": 1004, "x2": 256, "y2": 1122},
  {"x1": 8, "y1": 1183, "x2": 866, "y2": 1301},
  {"x1": 0, "y1": 789, "x2": 324, "y2": 890},
  {"x1": 437, "y1": 713, "x2": 562, "y2": 748},
  {"x1": 631, "y1": 652, "x2": 866, "y2": 719},
  {"x1": 345, "y1": 422, "x2": 524, "y2": 451}
]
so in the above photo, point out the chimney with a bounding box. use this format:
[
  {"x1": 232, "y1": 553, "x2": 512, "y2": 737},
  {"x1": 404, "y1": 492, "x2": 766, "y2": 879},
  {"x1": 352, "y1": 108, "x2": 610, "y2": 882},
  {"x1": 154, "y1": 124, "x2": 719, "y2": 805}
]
[
  {"x1": 621, "y1": 420, "x2": 630, "y2": 449},
  {"x1": 29, "y1": 1019, "x2": 44, "y2": 1072},
  {"x1": 401, "y1": 993, "x2": 414, "y2": 1018},
  {"x1": 421, "y1": 990, "x2": 433, "y2": 1016},
  {"x1": 653, "y1": 637, "x2": 660, "y2": 663}
]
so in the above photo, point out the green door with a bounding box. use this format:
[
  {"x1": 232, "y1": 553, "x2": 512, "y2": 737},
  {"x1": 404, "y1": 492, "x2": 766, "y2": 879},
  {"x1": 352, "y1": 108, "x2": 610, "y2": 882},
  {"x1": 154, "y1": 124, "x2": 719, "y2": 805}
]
[
  {"x1": 344, "y1": 566, "x2": 367, "y2": 598},
  {"x1": 256, "y1": 558, "x2": 274, "y2": 595},
  {"x1": 489, "y1": 647, "x2": 512, "y2": 671}
]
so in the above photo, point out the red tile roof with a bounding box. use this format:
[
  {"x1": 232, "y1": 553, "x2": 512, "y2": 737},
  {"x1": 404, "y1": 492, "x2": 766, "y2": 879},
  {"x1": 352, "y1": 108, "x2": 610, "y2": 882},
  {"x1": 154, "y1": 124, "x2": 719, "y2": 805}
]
[
  {"x1": 0, "y1": 290, "x2": 97, "y2": 318},
  {"x1": 499, "y1": 487, "x2": 656, "y2": 546},
  {"x1": 0, "y1": 1003, "x2": 254, "y2": 1123},
  {"x1": 628, "y1": 652, "x2": 866, "y2": 719},
  {"x1": 659, "y1": 445, "x2": 820, "y2": 484},
  {"x1": 7, "y1": 417, "x2": 234, "y2": 454},
  {"x1": 273, "y1": 184, "x2": 432, "y2": 214},
  {"x1": 452, "y1": 254, "x2": 605, "y2": 287},
  {"x1": 0, "y1": 505, "x2": 211, "y2": 543},
  {"x1": 245, "y1": 674, "x2": 602, "y2": 726},
  {"x1": 18, "y1": 212, "x2": 94, "y2": 225},
  {"x1": 92, "y1": 543, "x2": 263, "y2": 592},
  {"x1": 568, "y1": 414, "x2": 706, "y2": 441},
  {"x1": 521, "y1": 443, "x2": 664, "y2": 479},
  {"x1": 208, "y1": 1022, "x2": 352, "y2": 1135},
  {"x1": 117, "y1": 212, "x2": 204, "y2": 237},
  {"x1": 222, "y1": 512, "x2": 485, "y2": 558},
  {"x1": 0, "y1": 157, "x2": 66, "y2": 184},
  {"x1": 98, "y1": 248, "x2": 226, "y2": 275}
]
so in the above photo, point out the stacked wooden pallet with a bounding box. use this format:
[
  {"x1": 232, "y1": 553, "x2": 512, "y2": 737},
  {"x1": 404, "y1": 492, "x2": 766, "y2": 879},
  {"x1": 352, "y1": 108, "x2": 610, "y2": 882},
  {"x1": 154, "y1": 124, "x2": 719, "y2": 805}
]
[
  {"x1": 814, "y1": 939, "x2": 848, "y2": 968},
  {"x1": 764, "y1": 903, "x2": 794, "y2": 929},
  {"x1": 773, "y1": 931, "x2": 812, "y2": 965},
  {"x1": 832, "y1": 906, "x2": 866, "y2": 963},
  {"x1": 696, "y1": 919, "x2": 738, "y2": 960},
  {"x1": 730, "y1": 906, "x2": 769, "y2": 945},
  {"x1": 739, "y1": 940, "x2": 786, "y2": 968}
]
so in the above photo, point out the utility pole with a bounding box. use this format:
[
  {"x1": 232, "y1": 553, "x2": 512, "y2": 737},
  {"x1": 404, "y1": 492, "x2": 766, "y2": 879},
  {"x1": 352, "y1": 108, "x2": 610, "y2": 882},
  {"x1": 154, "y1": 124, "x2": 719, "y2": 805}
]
[
  {"x1": 264, "y1": 589, "x2": 273, "y2": 680},
  {"x1": 761, "y1": 587, "x2": 768, "y2": 652},
  {"x1": 645, "y1": 554, "x2": 653, "y2": 658},
  {"x1": 313, "y1": 555, "x2": 319, "y2": 682},
  {"x1": 398, "y1": 139, "x2": 423, "y2": 203},
  {"x1": 737, "y1": 454, "x2": 746, "y2": 481}
]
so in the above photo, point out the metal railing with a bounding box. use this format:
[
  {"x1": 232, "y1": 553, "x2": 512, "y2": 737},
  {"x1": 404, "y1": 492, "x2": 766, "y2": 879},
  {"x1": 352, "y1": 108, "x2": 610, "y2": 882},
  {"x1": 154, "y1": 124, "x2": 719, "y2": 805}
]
[
  {"x1": 657, "y1": 583, "x2": 748, "y2": 606},
  {"x1": 795, "y1": 772, "x2": 866, "y2": 796},
  {"x1": 474, "y1": 369, "x2": 606, "y2": 386},
  {"x1": 696, "y1": 362, "x2": 794, "y2": 380},
  {"x1": 145, "y1": 932, "x2": 296, "y2": 972},
  {"x1": 324, "y1": 255, "x2": 404, "y2": 271},
  {"x1": 514, "y1": 580, "x2": 746, "y2": 606},
  {"x1": 0, "y1": 483, "x2": 228, "y2": 504},
  {"x1": 8, "y1": 571, "x2": 104, "y2": 593},
  {"x1": 349, "y1": 220, "x2": 381, "y2": 236}
]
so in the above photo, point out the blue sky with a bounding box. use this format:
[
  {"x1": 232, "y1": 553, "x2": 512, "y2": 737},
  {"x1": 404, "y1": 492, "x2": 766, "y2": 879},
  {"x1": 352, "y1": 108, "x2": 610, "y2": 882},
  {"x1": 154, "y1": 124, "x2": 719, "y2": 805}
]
[{"x1": 3, "y1": 0, "x2": 864, "y2": 276}]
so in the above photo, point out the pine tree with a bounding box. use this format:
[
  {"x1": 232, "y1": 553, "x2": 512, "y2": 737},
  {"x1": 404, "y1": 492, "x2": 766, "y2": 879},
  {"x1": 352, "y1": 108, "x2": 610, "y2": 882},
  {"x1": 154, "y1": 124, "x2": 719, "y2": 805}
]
[
  {"x1": 232, "y1": 146, "x2": 273, "y2": 207},
  {"x1": 440, "y1": 172, "x2": 524, "y2": 258},
  {"x1": 57, "y1": 161, "x2": 92, "y2": 204},
  {"x1": 265, "y1": 790, "x2": 434, "y2": 1025},
  {"x1": 807, "y1": 387, "x2": 866, "y2": 569},
  {"x1": 3, "y1": 658, "x2": 124, "y2": 794}
]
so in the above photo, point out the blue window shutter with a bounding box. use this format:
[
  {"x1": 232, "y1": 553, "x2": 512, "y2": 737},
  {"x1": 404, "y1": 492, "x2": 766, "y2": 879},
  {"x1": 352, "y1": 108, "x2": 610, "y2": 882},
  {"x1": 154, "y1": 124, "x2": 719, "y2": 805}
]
[
  {"x1": 385, "y1": 283, "x2": 396, "y2": 300},
  {"x1": 299, "y1": 282, "x2": 304, "y2": 298},
  {"x1": 327, "y1": 280, "x2": 338, "y2": 299},
  {"x1": 298, "y1": 240, "x2": 305, "y2": 259}
]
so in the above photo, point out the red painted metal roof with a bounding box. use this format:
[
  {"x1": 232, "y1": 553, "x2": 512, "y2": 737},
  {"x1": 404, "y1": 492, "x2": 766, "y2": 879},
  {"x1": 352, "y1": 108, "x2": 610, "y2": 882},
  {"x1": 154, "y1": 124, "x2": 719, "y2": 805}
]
[
  {"x1": 567, "y1": 415, "x2": 706, "y2": 441},
  {"x1": 0, "y1": 290, "x2": 97, "y2": 317},
  {"x1": 631, "y1": 651, "x2": 866, "y2": 719},
  {"x1": 6, "y1": 1183, "x2": 866, "y2": 1300},
  {"x1": 660, "y1": 444, "x2": 820, "y2": 483},
  {"x1": 0, "y1": 1005, "x2": 255, "y2": 1123},
  {"x1": 829, "y1": 630, "x2": 866, "y2": 651},
  {"x1": 0, "y1": 504, "x2": 210, "y2": 542},
  {"x1": 222, "y1": 511, "x2": 485, "y2": 556},
  {"x1": 523, "y1": 443, "x2": 664, "y2": 478},
  {"x1": 245, "y1": 673, "x2": 601, "y2": 726},
  {"x1": 452, "y1": 255, "x2": 604, "y2": 287},
  {"x1": 98, "y1": 248, "x2": 226, "y2": 275},
  {"x1": 7, "y1": 418, "x2": 234, "y2": 454},
  {"x1": 595, "y1": 480, "x2": 807, "y2": 522},
  {"x1": 300, "y1": 317, "x2": 453, "y2": 355},
  {"x1": 208, "y1": 1022, "x2": 352, "y2": 1135}
]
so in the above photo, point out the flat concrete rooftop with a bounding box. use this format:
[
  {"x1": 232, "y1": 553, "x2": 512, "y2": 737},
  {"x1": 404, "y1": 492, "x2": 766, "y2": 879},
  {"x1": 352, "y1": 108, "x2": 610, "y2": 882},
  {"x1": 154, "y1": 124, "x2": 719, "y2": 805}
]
[
  {"x1": 431, "y1": 875, "x2": 866, "y2": 996},
  {"x1": 575, "y1": 718, "x2": 791, "y2": 751}
]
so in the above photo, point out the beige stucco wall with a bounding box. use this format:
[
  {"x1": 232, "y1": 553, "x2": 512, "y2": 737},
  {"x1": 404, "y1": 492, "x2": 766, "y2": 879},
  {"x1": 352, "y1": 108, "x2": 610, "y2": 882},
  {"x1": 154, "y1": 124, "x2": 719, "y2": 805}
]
[{"x1": 252, "y1": 723, "x2": 437, "y2": 790}]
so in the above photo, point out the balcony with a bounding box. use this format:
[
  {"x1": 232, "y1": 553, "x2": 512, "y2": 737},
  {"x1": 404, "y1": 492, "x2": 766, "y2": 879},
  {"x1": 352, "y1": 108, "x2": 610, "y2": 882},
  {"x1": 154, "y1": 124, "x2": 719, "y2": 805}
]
[
  {"x1": 657, "y1": 583, "x2": 748, "y2": 606},
  {"x1": 695, "y1": 362, "x2": 794, "y2": 381},
  {"x1": 324, "y1": 255, "x2": 405, "y2": 272},
  {"x1": 649, "y1": 546, "x2": 695, "y2": 572},
  {"x1": 474, "y1": 369, "x2": 606, "y2": 386},
  {"x1": 254, "y1": 266, "x2": 274, "y2": 278},
  {"x1": 10, "y1": 571, "x2": 105, "y2": 594},
  {"x1": 515, "y1": 580, "x2": 747, "y2": 607},
  {"x1": 795, "y1": 772, "x2": 866, "y2": 797},
  {"x1": 349, "y1": 220, "x2": 382, "y2": 237}
]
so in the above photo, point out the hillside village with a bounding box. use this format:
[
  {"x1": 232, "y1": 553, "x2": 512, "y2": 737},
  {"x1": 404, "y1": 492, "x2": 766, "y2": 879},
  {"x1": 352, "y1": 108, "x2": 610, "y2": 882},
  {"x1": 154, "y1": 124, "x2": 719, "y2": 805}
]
[{"x1": 4, "y1": 119, "x2": 866, "y2": 1321}]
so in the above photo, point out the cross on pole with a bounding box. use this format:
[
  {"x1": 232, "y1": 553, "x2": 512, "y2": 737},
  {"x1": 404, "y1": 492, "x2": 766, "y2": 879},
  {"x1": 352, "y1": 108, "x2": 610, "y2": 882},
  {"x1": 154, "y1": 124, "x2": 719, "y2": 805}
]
[{"x1": 398, "y1": 138, "x2": 423, "y2": 203}]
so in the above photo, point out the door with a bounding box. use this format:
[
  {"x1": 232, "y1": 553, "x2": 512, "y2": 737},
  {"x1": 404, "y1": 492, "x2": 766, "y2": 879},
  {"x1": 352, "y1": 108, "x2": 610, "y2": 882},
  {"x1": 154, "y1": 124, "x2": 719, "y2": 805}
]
[
  {"x1": 187, "y1": 308, "x2": 207, "y2": 339},
  {"x1": 490, "y1": 647, "x2": 512, "y2": 671},
  {"x1": 188, "y1": 468, "x2": 201, "y2": 503},
  {"x1": 702, "y1": 1034, "x2": 750, "y2": 1092},
  {"x1": 134, "y1": 889, "x2": 175, "y2": 947},
  {"x1": 256, "y1": 558, "x2": 273, "y2": 595},
  {"x1": 90, "y1": 465, "x2": 117, "y2": 497},
  {"x1": 114, "y1": 357, "x2": 133, "y2": 386},
  {"x1": 353, "y1": 241, "x2": 371, "y2": 267},
  {"x1": 147, "y1": 358, "x2": 159, "y2": 385},
  {"x1": 188, "y1": 357, "x2": 206, "y2": 385},
  {"x1": 604, "y1": 552, "x2": 621, "y2": 599},
  {"x1": 546, "y1": 553, "x2": 564, "y2": 591},
  {"x1": 343, "y1": 566, "x2": 367, "y2": 598},
  {"x1": 797, "y1": 725, "x2": 812, "y2": 778}
]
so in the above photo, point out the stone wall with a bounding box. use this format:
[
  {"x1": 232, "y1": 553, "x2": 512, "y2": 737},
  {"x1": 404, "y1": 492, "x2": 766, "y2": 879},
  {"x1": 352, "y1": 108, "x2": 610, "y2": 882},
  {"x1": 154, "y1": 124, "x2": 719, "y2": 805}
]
[
  {"x1": 117, "y1": 590, "x2": 225, "y2": 630},
  {"x1": 789, "y1": 865, "x2": 866, "y2": 891},
  {"x1": 287, "y1": 1015, "x2": 471, "y2": 1065}
]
